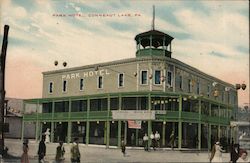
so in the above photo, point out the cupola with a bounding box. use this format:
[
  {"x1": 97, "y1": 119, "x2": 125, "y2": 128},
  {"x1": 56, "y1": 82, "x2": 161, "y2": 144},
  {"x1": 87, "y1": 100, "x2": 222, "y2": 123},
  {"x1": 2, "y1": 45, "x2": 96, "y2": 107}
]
[{"x1": 135, "y1": 6, "x2": 174, "y2": 58}]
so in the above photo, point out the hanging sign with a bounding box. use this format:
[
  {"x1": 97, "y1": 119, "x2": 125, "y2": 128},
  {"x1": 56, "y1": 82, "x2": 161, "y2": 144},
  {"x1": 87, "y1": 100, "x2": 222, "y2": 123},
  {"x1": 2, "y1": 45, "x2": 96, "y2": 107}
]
[{"x1": 128, "y1": 120, "x2": 141, "y2": 129}]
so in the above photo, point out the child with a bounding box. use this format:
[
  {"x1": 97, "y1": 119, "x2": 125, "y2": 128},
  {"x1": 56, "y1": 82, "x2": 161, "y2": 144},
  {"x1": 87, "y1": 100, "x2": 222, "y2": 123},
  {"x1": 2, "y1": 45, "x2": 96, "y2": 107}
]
[{"x1": 121, "y1": 140, "x2": 126, "y2": 156}]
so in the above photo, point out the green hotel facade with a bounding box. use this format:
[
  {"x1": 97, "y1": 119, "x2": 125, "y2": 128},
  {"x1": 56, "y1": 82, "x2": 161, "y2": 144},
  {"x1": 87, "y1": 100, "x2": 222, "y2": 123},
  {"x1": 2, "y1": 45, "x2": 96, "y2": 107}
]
[{"x1": 22, "y1": 28, "x2": 238, "y2": 150}]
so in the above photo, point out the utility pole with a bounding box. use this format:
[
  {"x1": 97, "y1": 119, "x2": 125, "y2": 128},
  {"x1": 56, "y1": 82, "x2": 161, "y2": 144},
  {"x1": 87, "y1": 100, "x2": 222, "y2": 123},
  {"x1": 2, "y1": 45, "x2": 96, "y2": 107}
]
[{"x1": 0, "y1": 25, "x2": 9, "y2": 157}]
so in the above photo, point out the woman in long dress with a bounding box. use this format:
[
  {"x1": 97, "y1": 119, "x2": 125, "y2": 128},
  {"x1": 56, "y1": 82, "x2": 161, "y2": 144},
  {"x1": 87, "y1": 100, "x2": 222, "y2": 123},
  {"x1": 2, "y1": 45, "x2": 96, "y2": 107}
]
[
  {"x1": 210, "y1": 142, "x2": 225, "y2": 163},
  {"x1": 21, "y1": 139, "x2": 29, "y2": 163},
  {"x1": 45, "y1": 128, "x2": 50, "y2": 143}
]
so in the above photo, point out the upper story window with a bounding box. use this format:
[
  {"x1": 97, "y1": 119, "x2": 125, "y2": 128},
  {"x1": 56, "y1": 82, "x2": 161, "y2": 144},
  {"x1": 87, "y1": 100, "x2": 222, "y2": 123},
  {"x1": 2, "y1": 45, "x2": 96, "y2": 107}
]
[
  {"x1": 80, "y1": 78, "x2": 84, "y2": 91},
  {"x1": 196, "y1": 82, "x2": 200, "y2": 94},
  {"x1": 188, "y1": 79, "x2": 192, "y2": 93},
  {"x1": 141, "y1": 71, "x2": 148, "y2": 84},
  {"x1": 233, "y1": 95, "x2": 236, "y2": 105},
  {"x1": 221, "y1": 91, "x2": 224, "y2": 102},
  {"x1": 98, "y1": 76, "x2": 103, "y2": 89},
  {"x1": 154, "y1": 70, "x2": 161, "y2": 85},
  {"x1": 62, "y1": 80, "x2": 67, "y2": 92},
  {"x1": 141, "y1": 70, "x2": 148, "y2": 85},
  {"x1": 118, "y1": 73, "x2": 124, "y2": 87},
  {"x1": 49, "y1": 82, "x2": 53, "y2": 93},
  {"x1": 178, "y1": 75, "x2": 183, "y2": 89},
  {"x1": 207, "y1": 85, "x2": 210, "y2": 97},
  {"x1": 167, "y1": 71, "x2": 173, "y2": 86}
]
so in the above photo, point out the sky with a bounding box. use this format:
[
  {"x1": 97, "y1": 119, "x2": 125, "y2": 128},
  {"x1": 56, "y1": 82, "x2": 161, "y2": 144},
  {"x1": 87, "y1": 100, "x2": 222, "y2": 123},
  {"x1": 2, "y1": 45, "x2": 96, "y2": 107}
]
[{"x1": 0, "y1": 0, "x2": 249, "y2": 107}]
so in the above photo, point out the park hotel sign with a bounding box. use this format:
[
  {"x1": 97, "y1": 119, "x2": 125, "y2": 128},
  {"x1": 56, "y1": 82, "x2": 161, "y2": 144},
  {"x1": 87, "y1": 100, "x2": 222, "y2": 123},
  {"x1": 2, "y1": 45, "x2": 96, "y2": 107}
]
[{"x1": 62, "y1": 69, "x2": 110, "y2": 80}]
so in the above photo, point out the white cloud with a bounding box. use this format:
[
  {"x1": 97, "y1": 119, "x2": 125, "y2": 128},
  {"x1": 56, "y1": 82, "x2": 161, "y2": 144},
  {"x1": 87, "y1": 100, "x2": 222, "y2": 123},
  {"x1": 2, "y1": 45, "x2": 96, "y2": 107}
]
[
  {"x1": 75, "y1": 6, "x2": 81, "y2": 11},
  {"x1": 173, "y1": 8, "x2": 249, "y2": 48}
]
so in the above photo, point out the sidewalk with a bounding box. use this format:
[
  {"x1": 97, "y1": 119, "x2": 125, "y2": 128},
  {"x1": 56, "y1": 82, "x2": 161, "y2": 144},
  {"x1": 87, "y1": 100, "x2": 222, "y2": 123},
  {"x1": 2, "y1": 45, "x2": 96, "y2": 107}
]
[{"x1": 3, "y1": 139, "x2": 232, "y2": 162}]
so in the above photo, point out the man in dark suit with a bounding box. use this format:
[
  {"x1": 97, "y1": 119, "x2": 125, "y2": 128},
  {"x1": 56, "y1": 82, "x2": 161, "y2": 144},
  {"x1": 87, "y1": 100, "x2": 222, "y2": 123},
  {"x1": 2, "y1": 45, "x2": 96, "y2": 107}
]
[
  {"x1": 230, "y1": 143, "x2": 239, "y2": 163},
  {"x1": 38, "y1": 135, "x2": 46, "y2": 163}
]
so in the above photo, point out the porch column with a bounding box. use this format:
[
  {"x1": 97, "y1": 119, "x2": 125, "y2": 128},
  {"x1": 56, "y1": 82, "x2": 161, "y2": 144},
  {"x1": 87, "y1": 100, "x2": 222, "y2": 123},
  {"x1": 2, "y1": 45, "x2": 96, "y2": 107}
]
[
  {"x1": 106, "y1": 121, "x2": 110, "y2": 148},
  {"x1": 178, "y1": 121, "x2": 182, "y2": 149},
  {"x1": 162, "y1": 121, "x2": 166, "y2": 146},
  {"x1": 117, "y1": 94, "x2": 122, "y2": 147},
  {"x1": 21, "y1": 102, "x2": 26, "y2": 141},
  {"x1": 178, "y1": 95, "x2": 182, "y2": 149},
  {"x1": 118, "y1": 120, "x2": 121, "y2": 147},
  {"x1": 208, "y1": 124, "x2": 211, "y2": 150},
  {"x1": 67, "y1": 122, "x2": 72, "y2": 143},
  {"x1": 148, "y1": 93, "x2": 152, "y2": 148},
  {"x1": 51, "y1": 122, "x2": 54, "y2": 143},
  {"x1": 198, "y1": 123, "x2": 201, "y2": 150},
  {"x1": 86, "y1": 98, "x2": 90, "y2": 145},
  {"x1": 51, "y1": 101, "x2": 55, "y2": 142},
  {"x1": 21, "y1": 121, "x2": 24, "y2": 141},
  {"x1": 198, "y1": 98, "x2": 201, "y2": 150},
  {"x1": 124, "y1": 121, "x2": 127, "y2": 144},
  {"x1": 148, "y1": 120, "x2": 152, "y2": 148},
  {"x1": 35, "y1": 121, "x2": 40, "y2": 142},
  {"x1": 35, "y1": 101, "x2": 39, "y2": 141},
  {"x1": 136, "y1": 129, "x2": 139, "y2": 146},
  {"x1": 106, "y1": 95, "x2": 110, "y2": 148},
  {"x1": 67, "y1": 99, "x2": 72, "y2": 143}
]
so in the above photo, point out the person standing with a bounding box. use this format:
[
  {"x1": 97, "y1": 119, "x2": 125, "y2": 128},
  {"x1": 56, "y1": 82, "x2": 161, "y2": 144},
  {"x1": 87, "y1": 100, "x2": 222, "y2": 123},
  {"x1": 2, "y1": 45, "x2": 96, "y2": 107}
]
[
  {"x1": 143, "y1": 133, "x2": 149, "y2": 151},
  {"x1": 237, "y1": 149, "x2": 249, "y2": 163},
  {"x1": 55, "y1": 141, "x2": 65, "y2": 163},
  {"x1": 71, "y1": 138, "x2": 81, "y2": 163},
  {"x1": 21, "y1": 139, "x2": 29, "y2": 163},
  {"x1": 121, "y1": 140, "x2": 126, "y2": 156},
  {"x1": 210, "y1": 141, "x2": 225, "y2": 163},
  {"x1": 38, "y1": 135, "x2": 46, "y2": 163},
  {"x1": 150, "y1": 132, "x2": 155, "y2": 150},
  {"x1": 44, "y1": 128, "x2": 50, "y2": 144},
  {"x1": 169, "y1": 130, "x2": 175, "y2": 150},
  {"x1": 154, "y1": 131, "x2": 160, "y2": 148},
  {"x1": 230, "y1": 144, "x2": 240, "y2": 163}
]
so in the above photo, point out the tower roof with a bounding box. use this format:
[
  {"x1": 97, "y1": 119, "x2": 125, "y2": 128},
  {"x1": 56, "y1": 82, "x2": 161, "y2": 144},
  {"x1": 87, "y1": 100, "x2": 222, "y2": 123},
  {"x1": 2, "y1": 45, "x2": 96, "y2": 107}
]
[{"x1": 135, "y1": 29, "x2": 174, "y2": 41}]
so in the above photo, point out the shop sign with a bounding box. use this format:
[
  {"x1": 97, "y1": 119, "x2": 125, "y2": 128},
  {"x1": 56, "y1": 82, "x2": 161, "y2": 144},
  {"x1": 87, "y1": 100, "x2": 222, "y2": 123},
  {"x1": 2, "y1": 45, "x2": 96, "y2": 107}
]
[
  {"x1": 112, "y1": 110, "x2": 155, "y2": 120},
  {"x1": 128, "y1": 120, "x2": 141, "y2": 129}
]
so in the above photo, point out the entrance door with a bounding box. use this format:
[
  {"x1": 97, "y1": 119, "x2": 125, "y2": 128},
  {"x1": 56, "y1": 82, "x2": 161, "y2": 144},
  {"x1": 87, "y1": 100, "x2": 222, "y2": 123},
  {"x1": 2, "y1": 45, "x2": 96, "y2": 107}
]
[
  {"x1": 121, "y1": 121, "x2": 148, "y2": 147},
  {"x1": 54, "y1": 122, "x2": 68, "y2": 143}
]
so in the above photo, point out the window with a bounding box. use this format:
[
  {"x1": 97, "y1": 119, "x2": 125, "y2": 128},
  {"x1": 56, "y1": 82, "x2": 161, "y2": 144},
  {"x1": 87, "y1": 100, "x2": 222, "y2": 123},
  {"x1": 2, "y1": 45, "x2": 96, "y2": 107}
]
[
  {"x1": 90, "y1": 98, "x2": 107, "y2": 111},
  {"x1": 141, "y1": 71, "x2": 148, "y2": 85},
  {"x1": 196, "y1": 82, "x2": 200, "y2": 94},
  {"x1": 42, "y1": 102, "x2": 52, "y2": 113},
  {"x1": 179, "y1": 75, "x2": 183, "y2": 89},
  {"x1": 80, "y1": 79, "x2": 84, "y2": 91},
  {"x1": 154, "y1": 70, "x2": 161, "y2": 84},
  {"x1": 118, "y1": 73, "x2": 124, "y2": 87},
  {"x1": 71, "y1": 100, "x2": 87, "y2": 112},
  {"x1": 167, "y1": 71, "x2": 172, "y2": 86},
  {"x1": 188, "y1": 79, "x2": 191, "y2": 93},
  {"x1": 49, "y1": 82, "x2": 53, "y2": 93},
  {"x1": 55, "y1": 101, "x2": 69, "y2": 112},
  {"x1": 207, "y1": 85, "x2": 210, "y2": 97},
  {"x1": 63, "y1": 80, "x2": 67, "y2": 92},
  {"x1": 98, "y1": 76, "x2": 103, "y2": 89},
  {"x1": 221, "y1": 91, "x2": 224, "y2": 102}
]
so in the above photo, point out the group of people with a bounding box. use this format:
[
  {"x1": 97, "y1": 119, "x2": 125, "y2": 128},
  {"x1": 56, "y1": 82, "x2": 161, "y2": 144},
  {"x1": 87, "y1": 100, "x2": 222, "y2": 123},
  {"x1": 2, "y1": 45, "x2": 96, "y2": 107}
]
[
  {"x1": 142, "y1": 130, "x2": 175, "y2": 151},
  {"x1": 142, "y1": 131, "x2": 161, "y2": 151},
  {"x1": 20, "y1": 133, "x2": 249, "y2": 163},
  {"x1": 21, "y1": 135, "x2": 81, "y2": 163},
  {"x1": 210, "y1": 141, "x2": 249, "y2": 163}
]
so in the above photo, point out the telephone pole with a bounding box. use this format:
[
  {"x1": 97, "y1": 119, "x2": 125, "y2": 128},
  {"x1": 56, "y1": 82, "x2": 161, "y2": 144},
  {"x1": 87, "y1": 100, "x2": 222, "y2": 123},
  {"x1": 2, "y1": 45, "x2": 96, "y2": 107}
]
[{"x1": 0, "y1": 25, "x2": 9, "y2": 157}]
